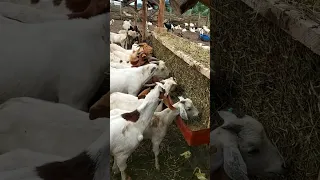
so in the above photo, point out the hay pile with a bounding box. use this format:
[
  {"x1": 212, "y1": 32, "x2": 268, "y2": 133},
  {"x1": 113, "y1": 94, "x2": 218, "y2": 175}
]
[
  {"x1": 212, "y1": 0, "x2": 320, "y2": 179},
  {"x1": 156, "y1": 32, "x2": 210, "y2": 68},
  {"x1": 151, "y1": 32, "x2": 210, "y2": 131}
]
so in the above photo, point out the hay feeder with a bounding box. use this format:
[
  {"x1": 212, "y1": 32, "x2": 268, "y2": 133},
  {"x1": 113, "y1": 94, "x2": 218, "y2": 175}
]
[{"x1": 152, "y1": 30, "x2": 210, "y2": 146}]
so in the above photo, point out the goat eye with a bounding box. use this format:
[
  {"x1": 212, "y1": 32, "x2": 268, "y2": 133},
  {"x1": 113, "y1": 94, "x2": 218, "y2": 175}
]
[{"x1": 248, "y1": 148, "x2": 260, "y2": 154}]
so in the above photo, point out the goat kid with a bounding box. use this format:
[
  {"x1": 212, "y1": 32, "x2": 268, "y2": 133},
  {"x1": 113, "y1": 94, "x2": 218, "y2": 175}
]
[
  {"x1": 210, "y1": 111, "x2": 287, "y2": 180},
  {"x1": 111, "y1": 96, "x2": 199, "y2": 170}
]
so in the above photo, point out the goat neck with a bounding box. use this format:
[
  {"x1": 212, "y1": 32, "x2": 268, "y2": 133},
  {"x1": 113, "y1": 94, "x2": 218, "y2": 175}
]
[
  {"x1": 132, "y1": 87, "x2": 162, "y2": 132},
  {"x1": 160, "y1": 94, "x2": 176, "y2": 111},
  {"x1": 156, "y1": 102, "x2": 182, "y2": 125}
]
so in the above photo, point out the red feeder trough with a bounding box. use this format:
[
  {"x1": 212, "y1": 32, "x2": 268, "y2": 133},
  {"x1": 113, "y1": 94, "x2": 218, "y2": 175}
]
[{"x1": 175, "y1": 116, "x2": 210, "y2": 146}]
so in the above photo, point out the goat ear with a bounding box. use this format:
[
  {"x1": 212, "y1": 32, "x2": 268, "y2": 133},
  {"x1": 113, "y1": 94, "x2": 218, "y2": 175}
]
[
  {"x1": 218, "y1": 111, "x2": 243, "y2": 134},
  {"x1": 178, "y1": 103, "x2": 188, "y2": 120},
  {"x1": 223, "y1": 146, "x2": 249, "y2": 180}
]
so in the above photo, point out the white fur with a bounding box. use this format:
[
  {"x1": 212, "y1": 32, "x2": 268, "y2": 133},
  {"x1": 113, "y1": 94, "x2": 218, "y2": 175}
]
[
  {"x1": 110, "y1": 84, "x2": 164, "y2": 180},
  {"x1": 110, "y1": 64, "x2": 158, "y2": 95}
]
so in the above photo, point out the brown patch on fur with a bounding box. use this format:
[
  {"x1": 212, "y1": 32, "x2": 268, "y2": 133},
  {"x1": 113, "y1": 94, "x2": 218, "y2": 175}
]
[
  {"x1": 129, "y1": 43, "x2": 154, "y2": 67},
  {"x1": 138, "y1": 87, "x2": 151, "y2": 99},
  {"x1": 150, "y1": 115, "x2": 162, "y2": 128},
  {"x1": 160, "y1": 94, "x2": 176, "y2": 110},
  {"x1": 88, "y1": 91, "x2": 110, "y2": 120},
  {"x1": 121, "y1": 110, "x2": 140, "y2": 122},
  {"x1": 137, "y1": 76, "x2": 163, "y2": 98},
  {"x1": 36, "y1": 151, "x2": 96, "y2": 180},
  {"x1": 67, "y1": 0, "x2": 109, "y2": 19}
]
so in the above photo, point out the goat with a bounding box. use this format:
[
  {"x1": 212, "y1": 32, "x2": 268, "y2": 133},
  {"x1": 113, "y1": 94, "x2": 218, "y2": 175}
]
[
  {"x1": 110, "y1": 19, "x2": 115, "y2": 25},
  {"x1": 122, "y1": 20, "x2": 131, "y2": 31},
  {"x1": 0, "y1": 14, "x2": 109, "y2": 112},
  {"x1": 0, "y1": 97, "x2": 108, "y2": 157},
  {"x1": 109, "y1": 96, "x2": 199, "y2": 170},
  {"x1": 110, "y1": 32, "x2": 127, "y2": 48},
  {"x1": 0, "y1": 117, "x2": 110, "y2": 180},
  {"x1": 110, "y1": 77, "x2": 177, "y2": 111},
  {"x1": 88, "y1": 91, "x2": 110, "y2": 120},
  {"x1": 210, "y1": 111, "x2": 287, "y2": 180},
  {"x1": 110, "y1": 43, "x2": 140, "y2": 56},
  {"x1": 110, "y1": 63, "x2": 158, "y2": 95},
  {"x1": 109, "y1": 83, "x2": 166, "y2": 180}
]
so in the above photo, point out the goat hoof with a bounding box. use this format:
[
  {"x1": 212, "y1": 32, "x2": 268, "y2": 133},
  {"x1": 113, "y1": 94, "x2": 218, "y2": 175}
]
[{"x1": 155, "y1": 165, "x2": 160, "y2": 171}]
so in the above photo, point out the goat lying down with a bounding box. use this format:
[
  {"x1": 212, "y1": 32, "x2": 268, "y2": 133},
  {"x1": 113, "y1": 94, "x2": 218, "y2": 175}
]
[
  {"x1": 110, "y1": 83, "x2": 166, "y2": 180},
  {"x1": 110, "y1": 96, "x2": 199, "y2": 170},
  {"x1": 210, "y1": 111, "x2": 287, "y2": 180}
]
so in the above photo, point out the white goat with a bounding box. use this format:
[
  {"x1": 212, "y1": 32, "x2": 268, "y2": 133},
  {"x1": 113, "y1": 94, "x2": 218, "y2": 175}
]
[
  {"x1": 210, "y1": 111, "x2": 287, "y2": 180},
  {"x1": 118, "y1": 29, "x2": 127, "y2": 34},
  {"x1": 110, "y1": 63, "x2": 158, "y2": 95},
  {"x1": 109, "y1": 60, "x2": 170, "y2": 79},
  {"x1": 110, "y1": 96, "x2": 199, "y2": 170},
  {"x1": 110, "y1": 19, "x2": 115, "y2": 25},
  {"x1": 110, "y1": 77, "x2": 177, "y2": 111},
  {"x1": 0, "y1": 126, "x2": 110, "y2": 180},
  {"x1": 122, "y1": 20, "x2": 131, "y2": 31},
  {"x1": 112, "y1": 50, "x2": 130, "y2": 61},
  {"x1": 110, "y1": 32, "x2": 127, "y2": 48},
  {"x1": 203, "y1": 25, "x2": 210, "y2": 33},
  {"x1": 110, "y1": 83, "x2": 165, "y2": 180},
  {"x1": 0, "y1": 99, "x2": 110, "y2": 179},
  {"x1": 110, "y1": 43, "x2": 140, "y2": 55}
]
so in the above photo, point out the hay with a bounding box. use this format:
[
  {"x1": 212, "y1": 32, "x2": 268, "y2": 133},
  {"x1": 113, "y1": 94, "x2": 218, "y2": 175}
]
[
  {"x1": 212, "y1": 0, "x2": 320, "y2": 179},
  {"x1": 283, "y1": 0, "x2": 320, "y2": 15},
  {"x1": 151, "y1": 34, "x2": 210, "y2": 131},
  {"x1": 156, "y1": 32, "x2": 210, "y2": 68}
]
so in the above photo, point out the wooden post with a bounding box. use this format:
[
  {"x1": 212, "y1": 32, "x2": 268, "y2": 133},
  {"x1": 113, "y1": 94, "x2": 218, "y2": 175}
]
[
  {"x1": 134, "y1": 0, "x2": 137, "y2": 26},
  {"x1": 142, "y1": 0, "x2": 147, "y2": 41},
  {"x1": 158, "y1": 0, "x2": 165, "y2": 31},
  {"x1": 198, "y1": 12, "x2": 201, "y2": 26},
  {"x1": 120, "y1": 2, "x2": 122, "y2": 20}
]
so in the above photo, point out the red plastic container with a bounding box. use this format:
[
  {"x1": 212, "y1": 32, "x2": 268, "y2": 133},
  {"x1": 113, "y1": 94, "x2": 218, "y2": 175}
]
[{"x1": 175, "y1": 116, "x2": 210, "y2": 146}]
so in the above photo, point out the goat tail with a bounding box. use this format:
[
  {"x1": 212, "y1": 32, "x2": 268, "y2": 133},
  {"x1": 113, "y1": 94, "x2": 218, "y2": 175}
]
[{"x1": 137, "y1": 134, "x2": 143, "y2": 142}]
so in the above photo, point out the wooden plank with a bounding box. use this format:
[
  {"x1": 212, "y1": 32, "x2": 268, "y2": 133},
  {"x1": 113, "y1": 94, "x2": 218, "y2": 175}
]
[
  {"x1": 142, "y1": 0, "x2": 147, "y2": 41},
  {"x1": 158, "y1": 0, "x2": 165, "y2": 28},
  {"x1": 152, "y1": 31, "x2": 210, "y2": 79},
  {"x1": 240, "y1": 0, "x2": 320, "y2": 56}
]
